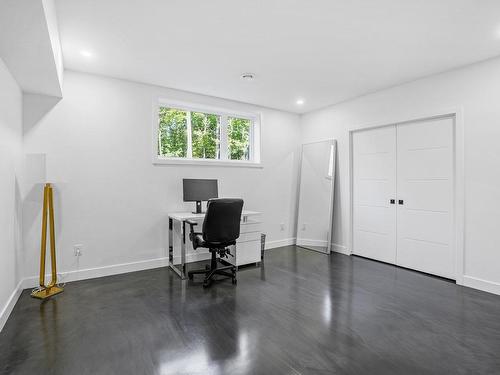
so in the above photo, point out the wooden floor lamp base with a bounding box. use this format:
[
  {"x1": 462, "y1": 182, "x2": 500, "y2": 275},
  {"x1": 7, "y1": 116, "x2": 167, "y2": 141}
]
[{"x1": 31, "y1": 183, "x2": 63, "y2": 300}]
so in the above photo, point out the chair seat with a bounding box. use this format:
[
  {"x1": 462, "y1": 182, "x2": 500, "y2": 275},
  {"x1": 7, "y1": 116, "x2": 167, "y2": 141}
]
[
  {"x1": 193, "y1": 234, "x2": 206, "y2": 248},
  {"x1": 192, "y1": 234, "x2": 236, "y2": 250}
]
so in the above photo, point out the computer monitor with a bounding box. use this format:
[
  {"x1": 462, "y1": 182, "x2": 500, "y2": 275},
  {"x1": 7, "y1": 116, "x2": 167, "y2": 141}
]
[{"x1": 183, "y1": 179, "x2": 218, "y2": 214}]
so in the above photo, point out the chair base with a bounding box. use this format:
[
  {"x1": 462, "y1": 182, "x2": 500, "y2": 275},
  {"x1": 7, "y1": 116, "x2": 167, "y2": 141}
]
[{"x1": 188, "y1": 251, "x2": 237, "y2": 287}]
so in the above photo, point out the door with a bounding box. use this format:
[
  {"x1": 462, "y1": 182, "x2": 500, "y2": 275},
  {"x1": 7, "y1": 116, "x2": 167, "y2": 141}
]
[
  {"x1": 396, "y1": 118, "x2": 454, "y2": 279},
  {"x1": 352, "y1": 126, "x2": 397, "y2": 263}
]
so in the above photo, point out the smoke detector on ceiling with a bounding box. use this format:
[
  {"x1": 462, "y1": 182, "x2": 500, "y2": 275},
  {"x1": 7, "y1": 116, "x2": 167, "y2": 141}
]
[{"x1": 240, "y1": 73, "x2": 255, "y2": 81}]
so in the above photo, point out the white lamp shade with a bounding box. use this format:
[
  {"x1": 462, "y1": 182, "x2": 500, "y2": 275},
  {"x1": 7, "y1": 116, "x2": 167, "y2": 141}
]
[{"x1": 25, "y1": 153, "x2": 64, "y2": 185}]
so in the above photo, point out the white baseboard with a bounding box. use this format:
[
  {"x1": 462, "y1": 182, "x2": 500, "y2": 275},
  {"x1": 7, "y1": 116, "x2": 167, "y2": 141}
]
[
  {"x1": 0, "y1": 280, "x2": 24, "y2": 332},
  {"x1": 331, "y1": 243, "x2": 351, "y2": 255},
  {"x1": 20, "y1": 237, "x2": 296, "y2": 291},
  {"x1": 463, "y1": 275, "x2": 500, "y2": 296},
  {"x1": 23, "y1": 256, "x2": 170, "y2": 289},
  {"x1": 265, "y1": 237, "x2": 296, "y2": 250}
]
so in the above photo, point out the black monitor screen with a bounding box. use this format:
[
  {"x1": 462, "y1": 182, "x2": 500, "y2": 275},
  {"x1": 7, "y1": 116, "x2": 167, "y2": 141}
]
[{"x1": 183, "y1": 179, "x2": 218, "y2": 202}]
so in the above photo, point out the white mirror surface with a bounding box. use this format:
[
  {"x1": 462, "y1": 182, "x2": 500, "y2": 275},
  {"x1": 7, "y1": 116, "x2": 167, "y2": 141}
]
[{"x1": 296, "y1": 140, "x2": 336, "y2": 253}]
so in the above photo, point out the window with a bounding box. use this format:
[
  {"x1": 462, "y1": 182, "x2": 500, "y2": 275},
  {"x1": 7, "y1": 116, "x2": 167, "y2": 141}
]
[
  {"x1": 158, "y1": 107, "x2": 188, "y2": 158},
  {"x1": 228, "y1": 117, "x2": 251, "y2": 161},
  {"x1": 191, "y1": 111, "x2": 221, "y2": 159},
  {"x1": 155, "y1": 101, "x2": 260, "y2": 166}
]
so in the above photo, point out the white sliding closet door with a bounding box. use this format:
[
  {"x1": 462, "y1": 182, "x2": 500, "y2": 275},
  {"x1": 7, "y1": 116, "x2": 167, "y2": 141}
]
[
  {"x1": 352, "y1": 117, "x2": 455, "y2": 279},
  {"x1": 396, "y1": 118, "x2": 454, "y2": 279},
  {"x1": 352, "y1": 126, "x2": 397, "y2": 263}
]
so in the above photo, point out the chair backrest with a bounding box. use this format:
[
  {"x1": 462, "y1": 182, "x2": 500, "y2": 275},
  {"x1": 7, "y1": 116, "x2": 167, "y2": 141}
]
[{"x1": 202, "y1": 198, "x2": 244, "y2": 244}]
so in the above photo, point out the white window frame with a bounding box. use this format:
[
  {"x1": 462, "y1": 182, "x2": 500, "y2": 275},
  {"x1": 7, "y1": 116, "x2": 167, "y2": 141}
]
[{"x1": 153, "y1": 98, "x2": 262, "y2": 167}]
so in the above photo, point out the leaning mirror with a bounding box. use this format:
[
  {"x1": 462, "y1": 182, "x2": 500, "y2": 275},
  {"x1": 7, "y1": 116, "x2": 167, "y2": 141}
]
[{"x1": 296, "y1": 140, "x2": 336, "y2": 254}]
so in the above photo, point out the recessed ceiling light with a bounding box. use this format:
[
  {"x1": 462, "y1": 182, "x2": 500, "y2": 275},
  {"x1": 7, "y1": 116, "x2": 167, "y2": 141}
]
[
  {"x1": 240, "y1": 73, "x2": 255, "y2": 81},
  {"x1": 80, "y1": 50, "x2": 93, "y2": 58},
  {"x1": 296, "y1": 99, "x2": 305, "y2": 105}
]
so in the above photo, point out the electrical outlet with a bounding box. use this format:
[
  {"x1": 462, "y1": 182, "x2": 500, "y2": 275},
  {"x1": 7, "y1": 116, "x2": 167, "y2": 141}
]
[
  {"x1": 280, "y1": 223, "x2": 285, "y2": 231},
  {"x1": 74, "y1": 244, "x2": 83, "y2": 256}
]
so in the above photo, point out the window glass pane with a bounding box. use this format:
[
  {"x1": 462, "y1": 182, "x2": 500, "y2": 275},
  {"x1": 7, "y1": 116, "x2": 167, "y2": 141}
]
[
  {"x1": 158, "y1": 107, "x2": 188, "y2": 158},
  {"x1": 228, "y1": 117, "x2": 251, "y2": 160},
  {"x1": 191, "y1": 112, "x2": 221, "y2": 159}
]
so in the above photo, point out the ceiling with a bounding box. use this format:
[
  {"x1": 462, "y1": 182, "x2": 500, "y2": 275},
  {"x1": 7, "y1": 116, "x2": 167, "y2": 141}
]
[{"x1": 56, "y1": 0, "x2": 500, "y2": 113}]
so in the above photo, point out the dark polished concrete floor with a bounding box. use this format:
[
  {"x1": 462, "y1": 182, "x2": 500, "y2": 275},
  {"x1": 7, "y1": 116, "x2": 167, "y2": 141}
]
[{"x1": 1, "y1": 246, "x2": 500, "y2": 375}]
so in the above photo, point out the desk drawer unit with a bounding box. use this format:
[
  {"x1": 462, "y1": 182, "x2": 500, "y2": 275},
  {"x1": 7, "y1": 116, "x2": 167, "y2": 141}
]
[
  {"x1": 240, "y1": 220, "x2": 262, "y2": 234},
  {"x1": 227, "y1": 220, "x2": 262, "y2": 267},
  {"x1": 238, "y1": 231, "x2": 261, "y2": 242}
]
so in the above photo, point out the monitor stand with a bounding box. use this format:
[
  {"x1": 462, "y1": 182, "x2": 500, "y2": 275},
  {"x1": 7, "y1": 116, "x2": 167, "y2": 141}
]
[{"x1": 192, "y1": 201, "x2": 203, "y2": 214}]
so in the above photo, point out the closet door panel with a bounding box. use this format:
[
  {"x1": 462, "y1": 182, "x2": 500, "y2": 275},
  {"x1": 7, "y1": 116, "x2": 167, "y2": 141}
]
[
  {"x1": 396, "y1": 118, "x2": 454, "y2": 279},
  {"x1": 354, "y1": 179, "x2": 392, "y2": 207},
  {"x1": 352, "y1": 126, "x2": 397, "y2": 263},
  {"x1": 354, "y1": 205, "x2": 393, "y2": 234},
  {"x1": 397, "y1": 239, "x2": 453, "y2": 279},
  {"x1": 354, "y1": 230, "x2": 395, "y2": 263},
  {"x1": 401, "y1": 148, "x2": 452, "y2": 180},
  {"x1": 396, "y1": 118, "x2": 452, "y2": 149},
  {"x1": 402, "y1": 180, "x2": 452, "y2": 212},
  {"x1": 355, "y1": 153, "x2": 395, "y2": 180},
  {"x1": 398, "y1": 210, "x2": 451, "y2": 247}
]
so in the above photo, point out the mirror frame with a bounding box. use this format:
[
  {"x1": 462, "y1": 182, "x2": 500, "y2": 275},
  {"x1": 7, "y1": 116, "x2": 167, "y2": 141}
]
[{"x1": 296, "y1": 139, "x2": 336, "y2": 254}]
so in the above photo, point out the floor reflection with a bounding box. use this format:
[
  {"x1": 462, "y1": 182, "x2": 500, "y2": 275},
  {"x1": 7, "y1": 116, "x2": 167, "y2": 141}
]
[
  {"x1": 39, "y1": 298, "x2": 59, "y2": 367},
  {"x1": 157, "y1": 295, "x2": 256, "y2": 375}
]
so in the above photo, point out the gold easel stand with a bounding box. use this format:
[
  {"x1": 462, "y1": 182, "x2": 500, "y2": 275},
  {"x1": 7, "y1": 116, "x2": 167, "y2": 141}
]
[{"x1": 31, "y1": 183, "x2": 64, "y2": 299}]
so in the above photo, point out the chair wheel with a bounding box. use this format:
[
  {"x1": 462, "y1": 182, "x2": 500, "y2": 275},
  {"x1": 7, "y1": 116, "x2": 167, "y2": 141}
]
[
  {"x1": 203, "y1": 280, "x2": 210, "y2": 288},
  {"x1": 232, "y1": 278, "x2": 237, "y2": 285}
]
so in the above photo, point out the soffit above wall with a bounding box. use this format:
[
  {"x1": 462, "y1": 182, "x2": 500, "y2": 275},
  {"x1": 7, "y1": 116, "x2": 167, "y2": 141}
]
[{"x1": 0, "y1": 0, "x2": 63, "y2": 97}]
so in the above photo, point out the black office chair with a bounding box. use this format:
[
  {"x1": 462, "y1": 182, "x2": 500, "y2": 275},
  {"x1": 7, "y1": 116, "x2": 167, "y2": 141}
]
[{"x1": 186, "y1": 198, "x2": 244, "y2": 288}]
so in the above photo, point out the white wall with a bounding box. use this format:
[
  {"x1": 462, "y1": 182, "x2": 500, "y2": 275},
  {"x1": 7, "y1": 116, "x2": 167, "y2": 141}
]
[
  {"x1": 23, "y1": 71, "x2": 300, "y2": 282},
  {"x1": 0, "y1": 57, "x2": 23, "y2": 330},
  {"x1": 42, "y1": 0, "x2": 64, "y2": 89},
  {"x1": 300, "y1": 56, "x2": 500, "y2": 295}
]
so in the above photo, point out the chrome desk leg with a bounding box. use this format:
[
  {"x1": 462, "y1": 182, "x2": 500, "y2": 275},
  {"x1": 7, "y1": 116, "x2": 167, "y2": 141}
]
[
  {"x1": 168, "y1": 218, "x2": 173, "y2": 263},
  {"x1": 181, "y1": 220, "x2": 186, "y2": 278},
  {"x1": 168, "y1": 218, "x2": 187, "y2": 279}
]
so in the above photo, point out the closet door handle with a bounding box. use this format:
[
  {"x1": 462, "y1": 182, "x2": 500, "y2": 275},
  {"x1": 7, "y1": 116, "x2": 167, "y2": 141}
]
[
  {"x1": 390, "y1": 199, "x2": 395, "y2": 204},
  {"x1": 398, "y1": 200, "x2": 404, "y2": 205}
]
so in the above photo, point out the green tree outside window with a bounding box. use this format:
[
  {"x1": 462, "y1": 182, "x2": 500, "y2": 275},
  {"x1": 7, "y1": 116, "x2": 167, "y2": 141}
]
[
  {"x1": 191, "y1": 112, "x2": 220, "y2": 159},
  {"x1": 158, "y1": 107, "x2": 188, "y2": 157},
  {"x1": 228, "y1": 117, "x2": 251, "y2": 160},
  {"x1": 158, "y1": 107, "x2": 253, "y2": 162}
]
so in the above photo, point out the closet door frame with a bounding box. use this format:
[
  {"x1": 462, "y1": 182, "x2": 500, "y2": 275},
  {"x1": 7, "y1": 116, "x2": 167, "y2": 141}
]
[{"x1": 348, "y1": 109, "x2": 465, "y2": 284}]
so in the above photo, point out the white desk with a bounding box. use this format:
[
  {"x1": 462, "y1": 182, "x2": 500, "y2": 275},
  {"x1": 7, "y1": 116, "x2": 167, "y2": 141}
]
[{"x1": 168, "y1": 210, "x2": 262, "y2": 279}]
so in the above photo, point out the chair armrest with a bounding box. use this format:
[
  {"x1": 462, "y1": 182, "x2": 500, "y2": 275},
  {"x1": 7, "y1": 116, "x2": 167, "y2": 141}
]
[
  {"x1": 185, "y1": 219, "x2": 198, "y2": 227},
  {"x1": 185, "y1": 219, "x2": 201, "y2": 243}
]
